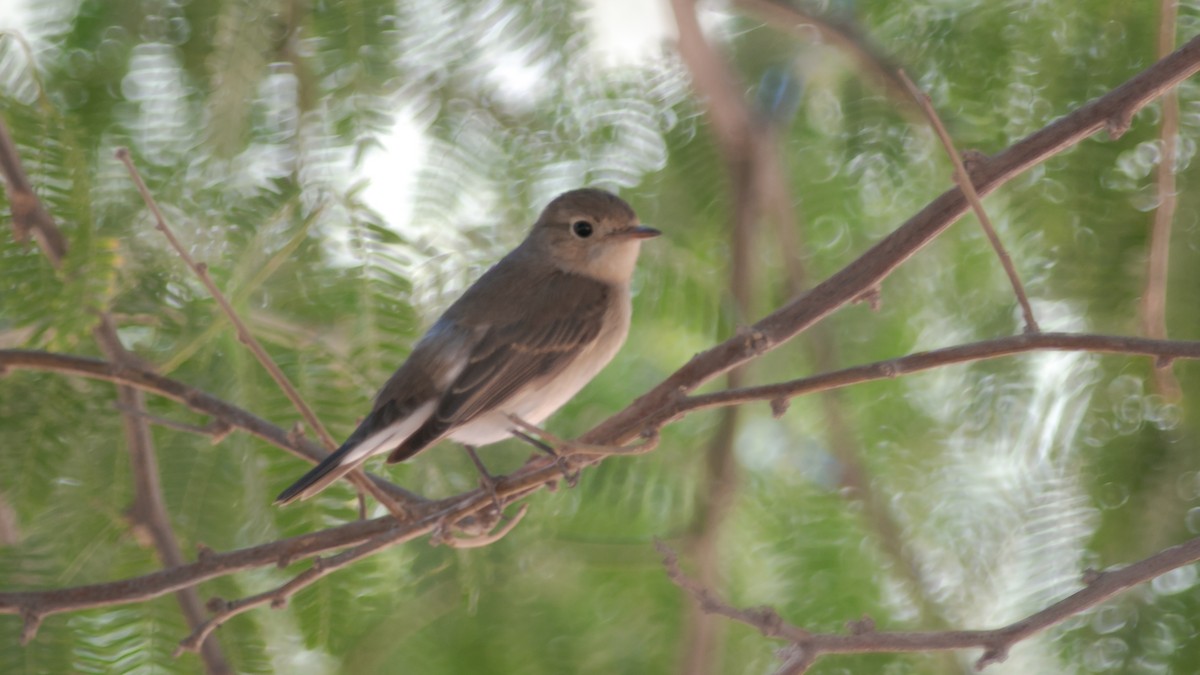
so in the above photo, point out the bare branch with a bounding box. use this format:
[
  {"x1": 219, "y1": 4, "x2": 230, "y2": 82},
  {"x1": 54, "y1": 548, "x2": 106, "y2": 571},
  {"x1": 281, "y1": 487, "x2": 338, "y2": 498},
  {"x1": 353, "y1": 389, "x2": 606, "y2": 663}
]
[
  {"x1": 681, "y1": 332, "x2": 1200, "y2": 416},
  {"x1": 0, "y1": 349, "x2": 422, "y2": 506},
  {"x1": 5, "y1": 336, "x2": 1200, "y2": 640},
  {"x1": 115, "y1": 149, "x2": 406, "y2": 515},
  {"x1": 660, "y1": 537, "x2": 1200, "y2": 670},
  {"x1": 3, "y1": 34, "x2": 1200, "y2": 649},
  {"x1": 583, "y1": 33, "x2": 1200, "y2": 450},
  {"x1": 115, "y1": 149, "x2": 337, "y2": 450},
  {"x1": 0, "y1": 118, "x2": 229, "y2": 672},
  {"x1": 176, "y1": 503, "x2": 528, "y2": 654},
  {"x1": 0, "y1": 117, "x2": 66, "y2": 266},
  {"x1": 93, "y1": 317, "x2": 232, "y2": 674},
  {"x1": 1142, "y1": 0, "x2": 1182, "y2": 398},
  {"x1": 898, "y1": 70, "x2": 1040, "y2": 334},
  {"x1": 113, "y1": 405, "x2": 233, "y2": 442}
]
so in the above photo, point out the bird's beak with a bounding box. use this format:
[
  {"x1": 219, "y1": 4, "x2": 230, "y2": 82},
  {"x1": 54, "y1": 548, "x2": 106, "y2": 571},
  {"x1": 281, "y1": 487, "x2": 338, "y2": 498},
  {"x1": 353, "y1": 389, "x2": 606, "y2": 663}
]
[{"x1": 621, "y1": 225, "x2": 662, "y2": 240}]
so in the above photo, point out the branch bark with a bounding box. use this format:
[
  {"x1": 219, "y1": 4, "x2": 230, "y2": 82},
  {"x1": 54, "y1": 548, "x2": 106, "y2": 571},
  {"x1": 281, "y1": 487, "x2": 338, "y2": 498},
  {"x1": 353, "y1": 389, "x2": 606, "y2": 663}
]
[
  {"x1": 0, "y1": 117, "x2": 231, "y2": 674},
  {"x1": 5, "y1": 331, "x2": 1200, "y2": 630},
  {"x1": 3, "y1": 26, "x2": 1200, "y2": 664},
  {"x1": 1142, "y1": 0, "x2": 1182, "y2": 398},
  {"x1": 660, "y1": 536, "x2": 1200, "y2": 671},
  {"x1": 582, "y1": 32, "x2": 1200, "y2": 449}
]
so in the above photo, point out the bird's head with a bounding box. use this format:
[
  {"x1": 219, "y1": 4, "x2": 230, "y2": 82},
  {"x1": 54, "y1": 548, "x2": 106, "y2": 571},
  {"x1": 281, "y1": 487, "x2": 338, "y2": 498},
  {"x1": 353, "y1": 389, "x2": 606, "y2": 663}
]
[{"x1": 529, "y1": 188, "x2": 660, "y2": 284}]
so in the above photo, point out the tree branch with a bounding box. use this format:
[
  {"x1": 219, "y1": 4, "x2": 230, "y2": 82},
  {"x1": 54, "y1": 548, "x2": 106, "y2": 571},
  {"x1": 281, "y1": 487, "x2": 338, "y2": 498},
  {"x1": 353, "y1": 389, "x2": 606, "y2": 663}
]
[
  {"x1": 114, "y1": 149, "x2": 411, "y2": 519},
  {"x1": 659, "y1": 536, "x2": 1200, "y2": 671},
  {"x1": 1142, "y1": 0, "x2": 1182, "y2": 398},
  {"x1": 3, "y1": 32, "x2": 1200, "y2": 655},
  {"x1": 0, "y1": 116, "x2": 230, "y2": 673},
  {"x1": 5, "y1": 330, "x2": 1198, "y2": 631},
  {"x1": 0, "y1": 349, "x2": 422, "y2": 506},
  {"x1": 680, "y1": 332, "x2": 1200, "y2": 416},
  {"x1": 899, "y1": 69, "x2": 1040, "y2": 333},
  {"x1": 175, "y1": 503, "x2": 528, "y2": 655},
  {"x1": 581, "y1": 32, "x2": 1200, "y2": 450},
  {"x1": 0, "y1": 116, "x2": 66, "y2": 265},
  {"x1": 93, "y1": 318, "x2": 232, "y2": 675}
]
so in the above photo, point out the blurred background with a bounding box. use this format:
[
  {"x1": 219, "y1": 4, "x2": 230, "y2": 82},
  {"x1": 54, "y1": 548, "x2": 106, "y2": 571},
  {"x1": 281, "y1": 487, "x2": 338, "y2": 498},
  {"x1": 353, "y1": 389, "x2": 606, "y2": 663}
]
[{"x1": 2, "y1": 1, "x2": 1200, "y2": 673}]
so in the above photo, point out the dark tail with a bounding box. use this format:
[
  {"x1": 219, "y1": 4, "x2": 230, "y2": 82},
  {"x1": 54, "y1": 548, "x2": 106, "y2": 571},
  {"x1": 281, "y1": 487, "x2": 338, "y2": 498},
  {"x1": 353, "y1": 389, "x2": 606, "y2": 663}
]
[{"x1": 275, "y1": 444, "x2": 363, "y2": 505}]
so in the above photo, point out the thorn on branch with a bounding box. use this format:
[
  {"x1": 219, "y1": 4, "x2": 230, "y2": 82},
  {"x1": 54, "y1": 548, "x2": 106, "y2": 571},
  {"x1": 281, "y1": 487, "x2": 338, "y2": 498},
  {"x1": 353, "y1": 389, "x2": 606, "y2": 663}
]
[
  {"x1": 774, "y1": 645, "x2": 816, "y2": 675},
  {"x1": 20, "y1": 609, "x2": 43, "y2": 644},
  {"x1": 770, "y1": 397, "x2": 790, "y2": 418},
  {"x1": 270, "y1": 596, "x2": 289, "y2": 610},
  {"x1": 961, "y1": 149, "x2": 989, "y2": 174},
  {"x1": 976, "y1": 645, "x2": 1010, "y2": 669},
  {"x1": 286, "y1": 422, "x2": 306, "y2": 446},
  {"x1": 438, "y1": 504, "x2": 529, "y2": 549},
  {"x1": 745, "y1": 328, "x2": 771, "y2": 355},
  {"x1": 1082, "y1": 567, "x2": 1104, "y2": 585},
  {"x1": 749, "y1": 605, "x2": 787, "y2": 637},
  {"x1": 123, "y1": 507, "x2": 155, "y2": 548},
  {"x1": 854, "y1": 286, "x2": 882, "y2": 311},
  {"x1": 846, "y1": 615, "x2": 875, "y2": 634},
  {"x1": 196, "y1": 543, "x2": 215, "y2": 562},
  {"x1": 205, "y1": 596, "x2": 229, "y2": 613},
  {"x1": 1155, "y1": 355, "x2": 1175, "y2": 369},
  {"x1": 1106, "y1": 112, "x2": 1133, "y2": 139}
]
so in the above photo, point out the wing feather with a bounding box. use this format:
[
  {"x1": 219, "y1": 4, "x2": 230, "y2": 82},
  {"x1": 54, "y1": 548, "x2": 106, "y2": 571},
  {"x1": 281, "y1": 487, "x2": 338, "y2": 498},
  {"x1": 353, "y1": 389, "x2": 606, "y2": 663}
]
[{"x1": 387, "y1": 271, "x2": 609, "y2": 461}]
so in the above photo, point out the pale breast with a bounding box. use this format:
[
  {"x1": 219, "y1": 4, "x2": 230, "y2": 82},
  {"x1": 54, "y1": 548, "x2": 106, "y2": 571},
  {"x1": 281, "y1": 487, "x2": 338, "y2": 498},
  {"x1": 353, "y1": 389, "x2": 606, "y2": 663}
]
[{"x1": 447, "y1": 284, "x2": 633, "y2": 446}]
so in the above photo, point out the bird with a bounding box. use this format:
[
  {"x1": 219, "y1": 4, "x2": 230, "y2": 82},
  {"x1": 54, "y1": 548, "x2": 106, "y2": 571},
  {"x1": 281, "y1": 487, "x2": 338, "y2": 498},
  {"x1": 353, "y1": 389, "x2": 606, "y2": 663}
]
[{"x1": 275, "y1": 188, "x2": 659, "y2": 505}]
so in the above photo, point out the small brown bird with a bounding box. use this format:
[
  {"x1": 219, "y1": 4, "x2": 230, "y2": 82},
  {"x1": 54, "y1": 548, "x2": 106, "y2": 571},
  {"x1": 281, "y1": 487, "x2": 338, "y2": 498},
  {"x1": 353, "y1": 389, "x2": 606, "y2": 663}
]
[{"x1": 276, "y1": 188, "x2": 659, "y2": 504}]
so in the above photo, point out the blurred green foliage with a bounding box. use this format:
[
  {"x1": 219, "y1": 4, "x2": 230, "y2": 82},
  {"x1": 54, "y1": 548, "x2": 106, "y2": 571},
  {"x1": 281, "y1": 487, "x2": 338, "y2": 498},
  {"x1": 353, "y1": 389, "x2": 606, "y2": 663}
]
[{"x1": 2, "y1": 1, "x2": 1200, "y2": 673}]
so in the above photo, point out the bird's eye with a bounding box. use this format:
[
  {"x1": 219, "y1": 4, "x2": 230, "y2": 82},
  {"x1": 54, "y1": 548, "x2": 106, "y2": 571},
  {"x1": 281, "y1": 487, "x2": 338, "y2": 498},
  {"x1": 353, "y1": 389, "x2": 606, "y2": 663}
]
[{"x1": 571, "y1": 220, "x2": 594, "y2": 238}]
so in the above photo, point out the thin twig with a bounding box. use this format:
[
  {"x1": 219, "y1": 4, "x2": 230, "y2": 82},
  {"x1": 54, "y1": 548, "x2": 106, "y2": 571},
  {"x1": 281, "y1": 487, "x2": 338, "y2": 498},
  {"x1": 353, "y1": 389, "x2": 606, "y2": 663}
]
[
  {"x1": 113, "y1": 405, "x2": 233, "y2": 442},
  {"x1": 176, "y1": 502, "x2": 529, "y2": 655},
  {"x1": 583, "y1": 32, "x2": 1200, "y2": 452},
  {"x1": 898, "y1": 70, "x2": 1040, "y2": 334},
  {"x1": 0, "y1": 117, "x2": 66, "y2": 266},
  {"x1": 4, "y1": 37, "x2": 1200, "y2": 650},
  {"x1": 93, "y1": 319, "x2": 232, "y2": 674},
  {"x1": 679, "y1": 332, "x2": 1200, "y2": 417},
  {"x1": 1142, "y1": 0, "x2": 1182, "y2": 398},
  {"x1": 115, "y1": 149, "x2": 338, "y2": 450},
  {"x1": 659, "y1": 537, "x2": 1200, "y2": 670},
  {"x1": 435, "y1": 504, "x2": 528, "y2": 549},
  {"x1": 1, "y1": 115, "x2": 230, "y2": 673},
  {"x1": 5, "y1": 330, "x2": 1199, "y2": 643},
  {"x1": 4, "y1": 130, "x2": 227, "y2": 669},
  {"x1": 669, "y1": 1, "x2": 775, "y2": 667},
  {"x1": 0, "y1": 350, "x2": 423, "y2": 507},
  {"x1": 114, "y1": 148, "x2": 410, "y2": 516}
]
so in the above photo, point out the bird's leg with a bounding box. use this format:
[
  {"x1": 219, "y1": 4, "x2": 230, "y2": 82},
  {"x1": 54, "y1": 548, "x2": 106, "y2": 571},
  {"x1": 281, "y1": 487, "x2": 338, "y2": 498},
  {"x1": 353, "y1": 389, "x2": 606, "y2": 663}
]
[
  {"x1": 462, "y1": 445, "x2": 503, "y2": 513},
  {"x1": 510, "y1": 429, "x2": 580, "y2": 488}
]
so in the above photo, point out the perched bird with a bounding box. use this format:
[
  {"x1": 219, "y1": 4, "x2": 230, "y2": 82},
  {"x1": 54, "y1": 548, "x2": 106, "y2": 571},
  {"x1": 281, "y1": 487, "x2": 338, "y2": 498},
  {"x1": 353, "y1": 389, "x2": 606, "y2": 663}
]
[{"x1": 276, "y1": 188, "x2": 659, "y2": 504}]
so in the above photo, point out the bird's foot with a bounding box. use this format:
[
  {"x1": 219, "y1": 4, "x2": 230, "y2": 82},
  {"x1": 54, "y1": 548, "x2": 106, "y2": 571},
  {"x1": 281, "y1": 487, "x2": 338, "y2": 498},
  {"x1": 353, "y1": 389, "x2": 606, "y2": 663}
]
[
  {"x1": 462, "y1": 445, "x2": 504, "y2": 514},
  {"x1": 510, "y1": 429, "x2": 579, "y2": 487}
]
